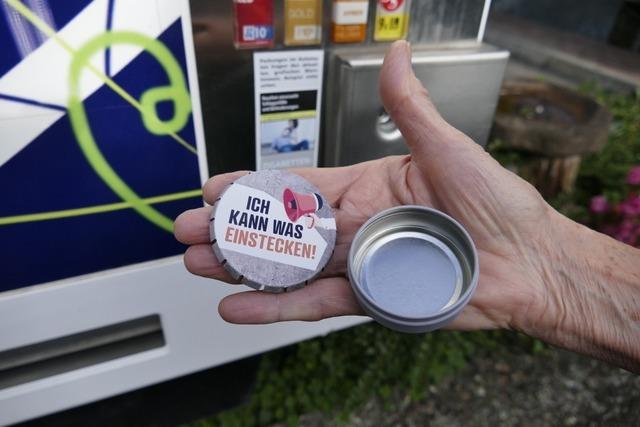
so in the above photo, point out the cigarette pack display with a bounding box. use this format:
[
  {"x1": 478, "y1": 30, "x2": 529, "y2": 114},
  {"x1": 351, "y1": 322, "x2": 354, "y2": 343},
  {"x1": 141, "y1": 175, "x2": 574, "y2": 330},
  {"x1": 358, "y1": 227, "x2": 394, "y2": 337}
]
[
  {"x1": 374, "y1": 0, "x2": 411, "y2": 41},
  {"x1": 233, "y1": 0, "x2": 275, "y2": 49},
  {"x1": 285, "y1": 0, "x2": 323, "y2": 46},
  {"x1": 331, "y1": 0, "x2": 369, "y2": 43}
]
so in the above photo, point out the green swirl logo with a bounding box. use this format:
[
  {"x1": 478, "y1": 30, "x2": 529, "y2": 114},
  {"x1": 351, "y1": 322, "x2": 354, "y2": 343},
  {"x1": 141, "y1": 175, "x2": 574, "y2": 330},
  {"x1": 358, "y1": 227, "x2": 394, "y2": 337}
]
[{"x1": 68, "y1": 31, "x2": 192, "y2": 232}]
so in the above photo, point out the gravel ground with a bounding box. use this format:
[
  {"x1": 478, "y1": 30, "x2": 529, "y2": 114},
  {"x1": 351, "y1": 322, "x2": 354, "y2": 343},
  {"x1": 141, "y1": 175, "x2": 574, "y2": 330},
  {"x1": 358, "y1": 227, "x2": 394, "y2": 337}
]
[{"x1": 273, "y1": 346, "x2": 640, "y2": 427}]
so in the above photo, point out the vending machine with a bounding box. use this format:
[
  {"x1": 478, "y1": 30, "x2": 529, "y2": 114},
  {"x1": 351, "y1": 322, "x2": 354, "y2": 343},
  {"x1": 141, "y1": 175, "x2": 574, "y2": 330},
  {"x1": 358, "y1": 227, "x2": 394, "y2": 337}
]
[{"x1": 0, "y1": 0, "x2": 506, "y2": 424}]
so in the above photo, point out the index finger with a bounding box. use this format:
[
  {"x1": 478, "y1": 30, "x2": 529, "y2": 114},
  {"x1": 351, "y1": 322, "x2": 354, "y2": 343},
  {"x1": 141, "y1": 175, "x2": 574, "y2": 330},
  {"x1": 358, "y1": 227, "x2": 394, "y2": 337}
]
[
  {"x1": 218, "y1": 277, "x2": 363, "y2": 323},
  {"x1": 203, "y1": 163, "x2": 365, "y2": 207},
  {"x1": 203, "y1": 170, "x2": 250, "y2": 205}
]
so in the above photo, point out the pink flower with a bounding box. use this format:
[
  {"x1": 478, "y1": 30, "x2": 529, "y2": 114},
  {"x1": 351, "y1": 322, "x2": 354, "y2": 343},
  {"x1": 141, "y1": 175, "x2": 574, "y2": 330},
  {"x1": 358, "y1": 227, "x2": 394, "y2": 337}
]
[
  {"x1": 620, "y1": 218, "x2": 635, "y2": 232},
  {"x1": 614, "y1": 219, "x2": 639, "y2": 245},
  {"x1": 627, "y1": 166, "x2": 640, "y2": 185},
  {"x1": 619, "y1": 196, "x2": 640, "y2": 216},
  {"x1": 590, "y1": 195, "x2": 610, "y2": 214}
]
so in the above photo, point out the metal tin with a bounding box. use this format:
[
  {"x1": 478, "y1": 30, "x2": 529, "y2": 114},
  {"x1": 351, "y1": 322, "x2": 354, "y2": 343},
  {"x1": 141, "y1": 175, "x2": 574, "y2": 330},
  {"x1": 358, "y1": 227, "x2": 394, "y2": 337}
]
[
  {"x1": 348, "y1": 206, "x2": 478, "y2": 333},
  {"x1": 210, "y1": 170, "x2": 336, "y2": 292}
]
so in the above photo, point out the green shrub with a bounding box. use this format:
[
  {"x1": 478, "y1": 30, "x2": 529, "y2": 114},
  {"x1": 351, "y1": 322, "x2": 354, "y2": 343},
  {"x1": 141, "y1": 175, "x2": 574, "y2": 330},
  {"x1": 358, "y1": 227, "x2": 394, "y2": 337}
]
[
  {"x1": 573, "y1": 86, "x2": 640, "y2": 207},
  {"x1": 192, "y1": 325, "x2": 537, "y2": 427}
]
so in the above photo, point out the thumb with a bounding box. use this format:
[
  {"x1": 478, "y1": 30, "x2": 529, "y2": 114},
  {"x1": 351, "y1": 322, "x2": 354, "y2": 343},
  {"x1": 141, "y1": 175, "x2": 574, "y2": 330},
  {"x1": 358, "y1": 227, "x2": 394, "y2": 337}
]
[{"x1": 379, "y1": 41, "x2": 480, "y2": 166}]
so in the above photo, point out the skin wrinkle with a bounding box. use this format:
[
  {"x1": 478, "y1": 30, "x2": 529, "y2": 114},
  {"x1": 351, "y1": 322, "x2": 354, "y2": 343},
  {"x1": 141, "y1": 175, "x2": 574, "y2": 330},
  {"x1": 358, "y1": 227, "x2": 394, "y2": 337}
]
[
  {"x1": 522, "y1": 217, "x2": 640, "y2": 373},
  {"x1": 419, "y1": 165, "x2": 446, "y2": 216},
  {"x1": 351, "y1": 164, "x2": 386, "y2": 217},
  {"x1": 389, "y1": 157, "x2": 417, "y2": 207},
  {"x1": 316, "y1": 295, "x2": 356, "y2": 320},
  {"x1": 400, "y1": 157, "x2": 418, "y2": 205},
  {"x1": 427, "y1": 129, "x2": 476, "y2": 167},
  {"x1": 458, "y1": 177, "x2": 495, "y2": 232},
  {"x1": 486, "y1": 256, "x2": 536, "y2": 328},
  {"x1": 457, "y1": 174, "x2": 505, "y2": 247},
  {"x1": 629, "y1": 295, "x2": 640, "y2": 322},
  {"x1": 563, "y1": 269, "x2": 628, "y2": 366},
  {"x1": 521, "y1": 218, "x2": 567, "y2": 332},
  {"x1": 383, "y1": 159, "x2": 402, "y2": 205},
  {"x1": 298, "y1": 282, "x2": 360, "y2": 321},
  {"x1": 275, "y1": 293, "x2": 284, "y2": 323},
  {"x1": 589, "y1": 276, "x2": 640, "y2": 368},
  {"x1": 338, "y1": 162, "x2": 369, "y2": 208}
]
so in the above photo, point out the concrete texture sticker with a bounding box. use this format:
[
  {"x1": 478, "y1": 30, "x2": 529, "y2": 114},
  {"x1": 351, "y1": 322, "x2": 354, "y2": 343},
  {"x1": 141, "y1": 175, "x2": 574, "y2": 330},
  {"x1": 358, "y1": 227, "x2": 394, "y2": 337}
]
[{"x1": 210, "y1": 170, "x2": 336, "y2": 292}]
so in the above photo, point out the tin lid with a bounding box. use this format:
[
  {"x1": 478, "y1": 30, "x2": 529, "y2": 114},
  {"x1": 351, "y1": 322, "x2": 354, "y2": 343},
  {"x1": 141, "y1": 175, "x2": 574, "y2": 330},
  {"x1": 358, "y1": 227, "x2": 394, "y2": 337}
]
[
  {"x1": 210, "y1": 170, "x2": 336, "y2": 292},
  {"x1": 348, "y1": 206, "x2": 478, "y2": 333}
]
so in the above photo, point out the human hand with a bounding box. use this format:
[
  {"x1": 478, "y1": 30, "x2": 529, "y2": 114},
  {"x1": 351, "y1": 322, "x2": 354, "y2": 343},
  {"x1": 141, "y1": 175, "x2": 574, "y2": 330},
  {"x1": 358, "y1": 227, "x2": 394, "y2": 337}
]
[{"x1": 174, "y1": 41, "x2": 557, "y2": 332}]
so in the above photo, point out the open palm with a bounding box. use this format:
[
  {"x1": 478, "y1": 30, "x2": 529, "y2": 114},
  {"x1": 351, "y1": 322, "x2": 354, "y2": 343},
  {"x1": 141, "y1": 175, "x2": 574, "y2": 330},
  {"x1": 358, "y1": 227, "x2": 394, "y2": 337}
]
[{"x1": 174, "y1": 41, "x2": 554, "y2": 332}]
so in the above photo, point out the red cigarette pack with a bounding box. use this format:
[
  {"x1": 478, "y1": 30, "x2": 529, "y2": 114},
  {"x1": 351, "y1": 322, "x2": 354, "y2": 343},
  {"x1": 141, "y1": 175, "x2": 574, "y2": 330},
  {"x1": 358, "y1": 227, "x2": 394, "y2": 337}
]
[{"x1": 233, "y1": 0, "x2": 275, "y2": 49}]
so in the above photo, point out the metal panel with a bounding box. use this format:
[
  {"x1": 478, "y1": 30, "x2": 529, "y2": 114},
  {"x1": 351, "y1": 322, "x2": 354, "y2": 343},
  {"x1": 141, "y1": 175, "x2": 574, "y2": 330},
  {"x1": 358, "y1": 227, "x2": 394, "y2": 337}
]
[
  {"x1": 408, "y1": 0, "x2": 488, "y2": 44},
  {"x1": 0, "y1": 258, "x2": 365, "y2": 425},
  {"x1": 324, "y1": 44, "x2": 509, "y2": 166}
]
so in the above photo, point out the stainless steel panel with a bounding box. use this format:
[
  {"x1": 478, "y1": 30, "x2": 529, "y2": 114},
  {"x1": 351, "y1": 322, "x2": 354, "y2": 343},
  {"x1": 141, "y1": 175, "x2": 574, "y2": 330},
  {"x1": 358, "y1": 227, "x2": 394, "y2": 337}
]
[
  {"x1": 189, "y1": 1, "x2": 268, "y2": 174},
  {"x1": 408, "y1": 0, "x2": 488, "y2": 43},
  {"x1": 323, "y1": 44, "x2": 509, "y2": 166},
  {"x1": 365, "y1": 0, "x2": 488, "y2": 46}
]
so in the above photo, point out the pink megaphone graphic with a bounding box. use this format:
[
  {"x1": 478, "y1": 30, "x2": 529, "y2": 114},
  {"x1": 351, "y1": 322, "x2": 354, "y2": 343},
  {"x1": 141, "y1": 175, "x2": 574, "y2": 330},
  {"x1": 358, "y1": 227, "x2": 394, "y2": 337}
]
[
  {"x1": 283, "y1": 188, "x2": 323, "y2": 222},
  {"x1": 282, "y1": 188, "x2": 336, "y2": 230}
]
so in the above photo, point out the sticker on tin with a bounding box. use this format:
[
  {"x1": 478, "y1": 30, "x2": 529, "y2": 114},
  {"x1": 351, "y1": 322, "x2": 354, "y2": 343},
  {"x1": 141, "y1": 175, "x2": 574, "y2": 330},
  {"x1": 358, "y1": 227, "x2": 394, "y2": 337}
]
[
  {"x1": 374, "y1": 0, "x2": 411, "y2": 42},
  {"x1": 211, "y1": 170, "x2": 336, "y2": 291}
]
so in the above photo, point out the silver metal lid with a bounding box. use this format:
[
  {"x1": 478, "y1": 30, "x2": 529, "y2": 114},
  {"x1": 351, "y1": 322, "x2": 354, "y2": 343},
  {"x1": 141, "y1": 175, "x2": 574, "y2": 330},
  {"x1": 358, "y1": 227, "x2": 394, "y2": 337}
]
[
  {"x1": 210, "y1": 170, "x2": 336, "y2": 292},
  {"x1": 348, "y1": 206, "x2": 478, "y2": 333}
]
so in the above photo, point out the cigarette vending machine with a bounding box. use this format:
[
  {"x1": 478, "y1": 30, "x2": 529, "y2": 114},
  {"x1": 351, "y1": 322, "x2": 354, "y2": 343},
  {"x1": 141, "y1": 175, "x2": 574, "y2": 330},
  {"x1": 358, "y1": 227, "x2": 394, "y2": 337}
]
[
  {"x1": 195, "y1": 0, "x2": 506, "y2": 175},
  {"x1": 0, "y1": 0, "x2": 505, "y2": 424}
]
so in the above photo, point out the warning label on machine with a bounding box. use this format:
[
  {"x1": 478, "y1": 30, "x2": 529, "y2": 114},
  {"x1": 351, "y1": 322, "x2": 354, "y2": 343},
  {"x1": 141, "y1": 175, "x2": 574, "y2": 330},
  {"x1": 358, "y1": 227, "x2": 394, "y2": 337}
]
[
  {"x1": 253, "y1": 50, "x2": 324, "y2": 170},
  {"x1": 260, "y1": 91, "x2": 317, "y2": 116}
]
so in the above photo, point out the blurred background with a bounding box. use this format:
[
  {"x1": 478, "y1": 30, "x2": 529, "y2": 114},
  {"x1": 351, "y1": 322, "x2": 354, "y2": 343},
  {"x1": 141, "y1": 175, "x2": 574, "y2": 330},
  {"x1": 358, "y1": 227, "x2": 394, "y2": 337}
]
[{"x1": 0, "y1": 0, "x2": 638, "y2": 426}]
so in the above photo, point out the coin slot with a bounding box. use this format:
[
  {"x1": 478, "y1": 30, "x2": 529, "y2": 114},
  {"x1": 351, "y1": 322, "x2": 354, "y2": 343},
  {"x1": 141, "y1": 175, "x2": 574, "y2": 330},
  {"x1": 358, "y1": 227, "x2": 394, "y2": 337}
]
[
  {"x1": 0, "y1": 315, "x2": 164, "y2": 390},
  {"x1": 376, "y1": 107, "x2": 402, "y2": 142}
]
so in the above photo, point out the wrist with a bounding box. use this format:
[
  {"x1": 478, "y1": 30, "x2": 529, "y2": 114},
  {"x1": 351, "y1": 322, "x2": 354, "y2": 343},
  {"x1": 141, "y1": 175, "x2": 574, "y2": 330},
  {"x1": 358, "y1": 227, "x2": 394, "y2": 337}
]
[{"x1": 519, "y1": 210, "x2": 640, "y2": 372}]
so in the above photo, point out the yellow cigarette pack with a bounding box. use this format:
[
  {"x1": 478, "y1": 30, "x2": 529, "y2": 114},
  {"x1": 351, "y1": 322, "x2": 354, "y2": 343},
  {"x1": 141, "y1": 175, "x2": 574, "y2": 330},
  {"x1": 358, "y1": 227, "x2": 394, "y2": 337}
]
[
  {"x1": 374, "y1": 0, "x2": 410, "y2": 42},
  {"x1": 285, "y1": 0, "x2": 323, "y2": 46}
]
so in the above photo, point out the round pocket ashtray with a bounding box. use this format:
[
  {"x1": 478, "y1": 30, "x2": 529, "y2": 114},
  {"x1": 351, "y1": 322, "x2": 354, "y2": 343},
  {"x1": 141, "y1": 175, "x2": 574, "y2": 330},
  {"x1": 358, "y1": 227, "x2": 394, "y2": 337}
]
[
  {"x1": 348, "y1": 206, "x2": 478, "y2": 333},
  {"x1": 210, "y1": 170, "x2": 336, "y2": 292}
]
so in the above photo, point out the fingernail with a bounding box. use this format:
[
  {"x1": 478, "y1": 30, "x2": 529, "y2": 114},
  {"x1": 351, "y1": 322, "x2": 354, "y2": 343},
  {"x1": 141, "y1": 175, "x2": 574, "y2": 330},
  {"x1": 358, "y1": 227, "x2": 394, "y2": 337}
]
[
  {"x1": 397, "y1": 40, "x2": 410, "y2": 57},
  {"x1": 394, "y1": 41, "x2": 412, "y2": 76}
]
